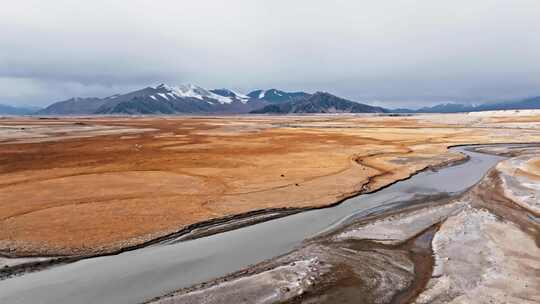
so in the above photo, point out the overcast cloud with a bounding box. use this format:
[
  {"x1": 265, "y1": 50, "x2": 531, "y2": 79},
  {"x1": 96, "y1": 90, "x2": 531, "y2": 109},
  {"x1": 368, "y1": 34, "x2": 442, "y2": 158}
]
[{"x1": 1, "y1": 0, "x2": 539, "y2": 108}]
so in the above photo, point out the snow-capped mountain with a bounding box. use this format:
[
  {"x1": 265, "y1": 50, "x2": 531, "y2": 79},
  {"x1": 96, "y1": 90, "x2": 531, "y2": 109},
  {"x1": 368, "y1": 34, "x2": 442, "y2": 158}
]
[
  {"x1": 151, "y1": 84, "x2": 248, "y2": 104},
  {"x1": 38, "y1": 84, "x2": 264, "y2": 115}
]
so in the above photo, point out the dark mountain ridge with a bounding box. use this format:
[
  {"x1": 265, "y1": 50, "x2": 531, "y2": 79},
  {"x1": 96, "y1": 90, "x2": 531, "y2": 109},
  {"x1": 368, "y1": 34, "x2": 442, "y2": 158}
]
[{"x1": 251, "y1": 92, "x2": 386, "y2": 114}]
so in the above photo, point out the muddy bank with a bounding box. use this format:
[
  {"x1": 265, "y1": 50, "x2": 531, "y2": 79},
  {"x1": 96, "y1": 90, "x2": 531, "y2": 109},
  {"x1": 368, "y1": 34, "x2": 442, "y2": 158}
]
[
  {"x1": 148, "y1": 227, "x2": 440, "y2": 304},
  {"x1": 415, "y1": 148, "x2": 540, "y2": 303},
  {"x1": 415, "y1": 207, "x2": 539, "y2": 304},
  {"x1": 0, "y1": 207, "x2": 302, "y2": 279},
  {"x1": 146, "y1": 196, "x2": 460, "y2": 304}
]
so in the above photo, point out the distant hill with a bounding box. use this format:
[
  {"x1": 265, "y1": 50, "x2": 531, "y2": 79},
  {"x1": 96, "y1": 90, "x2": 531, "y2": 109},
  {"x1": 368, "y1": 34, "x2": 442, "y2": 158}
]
[
  {"x1": 0, "y1": 104, "x2": 40, "y2": 115},
  {"x1": 251, "y1": 92, "x2": 387, "y2": 114},
  {"x1": 475, "y1": 96, "x2": 540, "y2": 111},
  {"x1": 37, "y1": 97, "x2": 108, "y2": 115},
  {"x1": 397, "y1": 96, "x2": 540, "y2": 113},
  {"x1": 413, "y1": 103, "x2": 476, "y2": 113}
]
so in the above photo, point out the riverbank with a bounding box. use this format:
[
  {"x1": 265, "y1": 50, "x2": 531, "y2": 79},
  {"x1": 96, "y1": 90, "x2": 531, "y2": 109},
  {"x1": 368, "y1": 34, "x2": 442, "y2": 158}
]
[
  {"x1": 0, "y1": 143, "x2": 476, "y2": 281},
  {"x1": 0, "y1": 147, "x2": 471, "y2": 280},
  {"x1": 147, "y1": 145, "x2": 540, "y2": 304}
]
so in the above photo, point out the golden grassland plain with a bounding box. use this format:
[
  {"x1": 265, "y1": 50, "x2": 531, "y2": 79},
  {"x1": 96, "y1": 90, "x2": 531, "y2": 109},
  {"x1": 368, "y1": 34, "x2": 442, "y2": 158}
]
[{"x1": 1, "y1": 113, "x2": 540, "y2": 256}]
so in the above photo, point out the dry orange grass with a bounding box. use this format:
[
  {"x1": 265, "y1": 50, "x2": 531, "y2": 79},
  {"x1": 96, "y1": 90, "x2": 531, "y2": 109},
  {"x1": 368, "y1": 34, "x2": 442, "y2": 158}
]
[{"x1": 1, "y1": 114, "x2": 539, "y2": 256}]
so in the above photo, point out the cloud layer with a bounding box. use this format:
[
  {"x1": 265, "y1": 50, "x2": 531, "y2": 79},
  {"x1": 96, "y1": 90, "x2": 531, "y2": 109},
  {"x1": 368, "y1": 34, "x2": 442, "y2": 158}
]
[{"x1": 1, "y1": 0, "x2": 539, "y2": 107}]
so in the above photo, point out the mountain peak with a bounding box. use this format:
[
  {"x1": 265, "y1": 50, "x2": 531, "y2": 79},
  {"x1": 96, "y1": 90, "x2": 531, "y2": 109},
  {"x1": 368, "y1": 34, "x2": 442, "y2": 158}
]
[
  {"x1": 313, "y1": 91, "x2": 332, "y2": 97},
  {"x1": 155, "y1": 83, "x2": 169, "y2": 89}
]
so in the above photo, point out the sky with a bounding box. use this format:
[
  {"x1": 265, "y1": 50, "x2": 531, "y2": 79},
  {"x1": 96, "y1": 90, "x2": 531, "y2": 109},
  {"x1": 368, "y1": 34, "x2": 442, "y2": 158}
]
[{"x1": 1, "y1": 0, "x2": 540, "y2": 108}]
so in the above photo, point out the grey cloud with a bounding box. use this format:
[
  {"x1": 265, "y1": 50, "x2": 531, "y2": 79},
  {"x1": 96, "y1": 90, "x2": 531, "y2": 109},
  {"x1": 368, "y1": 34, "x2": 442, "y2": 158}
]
[{"x1": 1, "y1": 0, "x2": 539, "y2": 107}]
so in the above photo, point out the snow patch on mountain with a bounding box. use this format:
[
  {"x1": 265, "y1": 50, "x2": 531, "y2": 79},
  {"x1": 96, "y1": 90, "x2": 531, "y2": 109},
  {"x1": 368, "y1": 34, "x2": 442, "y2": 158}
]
[
  {"x1": 155, "y1": 84, "x2": 244, "y2": 104},
  {"x1": 157, "y1": 93, "x2": 169, "y2": 100},
  {"x1": 210, "y1": 88, "x2": 250, "y2": 103},
  {"x1": 229, "y1": 89, "x2": 250, "y2": 101},
  {"x1": 105, "y1": 94, "x2": 121, "y2": 99}
]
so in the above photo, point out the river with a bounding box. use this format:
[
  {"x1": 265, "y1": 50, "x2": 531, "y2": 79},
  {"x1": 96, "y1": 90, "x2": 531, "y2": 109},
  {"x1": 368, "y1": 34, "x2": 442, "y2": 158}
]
[{"x1": 0, "y1": 146, "x2": 504, "y2": 304}]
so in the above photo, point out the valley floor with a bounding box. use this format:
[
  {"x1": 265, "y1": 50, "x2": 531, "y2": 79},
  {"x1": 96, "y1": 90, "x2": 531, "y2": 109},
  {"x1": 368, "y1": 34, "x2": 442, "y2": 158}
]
[{"x1": 1, "y1": 113, "x2": 540, "y2": 257}]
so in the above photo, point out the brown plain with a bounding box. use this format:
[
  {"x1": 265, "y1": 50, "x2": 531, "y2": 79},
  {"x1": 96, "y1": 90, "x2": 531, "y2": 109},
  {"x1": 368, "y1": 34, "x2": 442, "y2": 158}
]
[{"x1": 1, "y1": 114, "x2": 540, "y2": 256}]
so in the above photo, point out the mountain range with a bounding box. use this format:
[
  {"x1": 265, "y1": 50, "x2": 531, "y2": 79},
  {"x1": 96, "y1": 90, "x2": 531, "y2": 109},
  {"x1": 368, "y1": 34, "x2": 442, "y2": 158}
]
[
  {"x1": 36, "y1": 84, "x2": 312, "y2": 115},
  {"x1": 400, "y1": 96, "x2": 540, "y2": 113},
  {"x1": 3, "y1": 83, "x2": 539, "y2": 115},
  {"x1": 0, "y1": 104, "x2": 41, "y2": 115}
]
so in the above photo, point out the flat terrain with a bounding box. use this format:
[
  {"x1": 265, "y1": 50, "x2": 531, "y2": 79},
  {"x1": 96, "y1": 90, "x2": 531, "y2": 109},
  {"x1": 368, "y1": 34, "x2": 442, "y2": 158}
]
[{"x1": 1, "y1": 113, "x2": 540, "y2": 256}]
